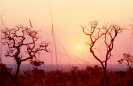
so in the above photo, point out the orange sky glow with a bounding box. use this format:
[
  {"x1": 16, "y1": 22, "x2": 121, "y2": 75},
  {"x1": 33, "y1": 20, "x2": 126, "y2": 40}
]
[{"x1": 0, "y1": 0, "x2": 133, "y2": 65}]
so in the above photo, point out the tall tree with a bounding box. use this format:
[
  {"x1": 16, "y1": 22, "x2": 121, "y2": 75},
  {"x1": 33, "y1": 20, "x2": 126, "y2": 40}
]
[
  {"x1": 81, "y1": 21, "x2": 124, "y2": 85},
  {"x1": 1, "y1": 23, "x2": 50, "y2": 83}
]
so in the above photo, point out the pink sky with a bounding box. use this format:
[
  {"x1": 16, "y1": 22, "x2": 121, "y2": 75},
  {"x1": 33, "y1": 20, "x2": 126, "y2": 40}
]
[{"x1": 0, "y1": 0, "x2": 133, "y2": 64}]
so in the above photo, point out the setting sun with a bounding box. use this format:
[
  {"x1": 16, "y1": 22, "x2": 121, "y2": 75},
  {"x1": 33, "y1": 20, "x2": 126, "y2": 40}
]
[{"x1": 76, "y1": 44, "x2": 81, "y2": 50}]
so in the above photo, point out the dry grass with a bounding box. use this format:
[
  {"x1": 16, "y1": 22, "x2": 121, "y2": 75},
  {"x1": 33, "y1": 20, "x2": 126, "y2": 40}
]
[{"x1": 0, "y1": 65, "x2": 133, "y2": 86}]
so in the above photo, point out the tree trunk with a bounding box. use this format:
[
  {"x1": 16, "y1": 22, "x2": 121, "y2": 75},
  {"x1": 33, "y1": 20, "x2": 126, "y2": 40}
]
[
  {"x1": 14, "y1": 63, "x2": 21, "y2": 83},
  {"x1": 103, "y1": 63, "x2": 109, "y2": 86},
  {"x1": 100, "y1": 63, "x2": 107, "y2": 86}
]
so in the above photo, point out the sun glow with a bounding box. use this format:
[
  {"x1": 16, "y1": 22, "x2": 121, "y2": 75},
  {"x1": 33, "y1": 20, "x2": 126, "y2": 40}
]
[{"x1": 76, "y1": 44, "x2": 81, "y2": 50}]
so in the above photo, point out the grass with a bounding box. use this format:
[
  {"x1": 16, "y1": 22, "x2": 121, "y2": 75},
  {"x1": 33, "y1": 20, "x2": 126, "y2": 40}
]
[{"x1": 0, "y1": 64, "x2": 133, "y2": 86}]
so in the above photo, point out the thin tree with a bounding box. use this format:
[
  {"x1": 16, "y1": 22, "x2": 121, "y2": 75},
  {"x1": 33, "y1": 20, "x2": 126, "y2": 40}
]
[
  {"x1": 1, "y1": 23, "x2": 50, "y2": 83},
  {"x1": 81, "y1": 21, "x2": 124, "y2": 85}
]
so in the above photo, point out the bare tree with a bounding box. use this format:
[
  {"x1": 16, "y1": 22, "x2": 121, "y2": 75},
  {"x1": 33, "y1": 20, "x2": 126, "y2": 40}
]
[
  {"x1": 1, "y1": 23, "x2": 50, "y2": 83},
  {"x1": 81, "y1": 21, "x2": 124, "y2": 85}
]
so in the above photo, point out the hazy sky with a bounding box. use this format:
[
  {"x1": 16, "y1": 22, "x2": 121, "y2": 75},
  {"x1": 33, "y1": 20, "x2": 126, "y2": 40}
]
[{"x1": 0, "y1": 0, "x2": 133, "y2": 65}]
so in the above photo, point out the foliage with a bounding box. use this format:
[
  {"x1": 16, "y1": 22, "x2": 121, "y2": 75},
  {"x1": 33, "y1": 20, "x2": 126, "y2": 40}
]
[
  {"x1": 1, "y1": 65, "x2": 133, "y2": 86},
  {"x1": 30, "y1": 60, "x2": 44, "y2": 67},
  {"x1": 45, "y1": 69, "x2": 64, "y2": 86},
  {"x1": 118, "y1": 53, "x2": 133, "y2": 69},
  {"x1": 0, "y1": 64, "x2": 13, "y2": 85}
]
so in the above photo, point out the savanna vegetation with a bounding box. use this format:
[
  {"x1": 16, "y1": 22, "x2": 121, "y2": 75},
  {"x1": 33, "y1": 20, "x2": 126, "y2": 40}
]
[
  {"x1": 0, "y1": 21, "x2": 133, "y2": 86},
  {"x1": 0, "y1": 64, "x2": 133, "y2": 86}
]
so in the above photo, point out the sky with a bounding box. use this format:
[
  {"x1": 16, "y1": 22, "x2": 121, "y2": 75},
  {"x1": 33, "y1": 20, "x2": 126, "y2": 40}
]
[{"x1": 0, "y1": 0, "x2": 133, "y2": 65}]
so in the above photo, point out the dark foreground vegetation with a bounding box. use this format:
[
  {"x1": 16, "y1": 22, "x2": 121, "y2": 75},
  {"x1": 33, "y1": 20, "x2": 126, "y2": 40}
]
[{"x1": 0, "y1": 64, "x2": 133, "y2": 86}]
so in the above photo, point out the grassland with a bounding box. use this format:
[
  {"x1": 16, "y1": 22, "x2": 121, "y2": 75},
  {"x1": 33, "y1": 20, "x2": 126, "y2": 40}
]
[{"x1": 0, "y1": 64, "x2": 133, "y2": 86}]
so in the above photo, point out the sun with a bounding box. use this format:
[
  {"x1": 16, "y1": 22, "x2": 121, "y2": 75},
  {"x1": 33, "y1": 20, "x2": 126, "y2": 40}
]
[{"x1": 76, "y1": 44, "x2": 81, "y2": 50}]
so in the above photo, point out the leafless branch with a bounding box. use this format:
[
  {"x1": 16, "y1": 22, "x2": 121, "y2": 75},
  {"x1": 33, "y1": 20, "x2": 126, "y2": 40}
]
[{"x1": 81, "y1": 21, "x2": 124, "y2": 74}]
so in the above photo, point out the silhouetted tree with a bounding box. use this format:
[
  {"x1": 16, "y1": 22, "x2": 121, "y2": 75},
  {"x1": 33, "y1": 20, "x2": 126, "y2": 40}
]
[
  {"x1": 81, "y1": 21, "x2": 124, "y2": 85},
  {"x1": 1, "y1": 23, "x2": 50, "y2": 83},
  {"x1": 118, "y1": 53, "x2": 133, "y2": 74}
]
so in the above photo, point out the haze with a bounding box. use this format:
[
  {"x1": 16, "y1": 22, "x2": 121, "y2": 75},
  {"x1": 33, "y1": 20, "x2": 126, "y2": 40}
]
[{"x1": 0, "y1": 0, "x2": 133, "y2": 64}]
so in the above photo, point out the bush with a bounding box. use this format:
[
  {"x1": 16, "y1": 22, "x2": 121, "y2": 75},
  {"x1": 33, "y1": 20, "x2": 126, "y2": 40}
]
[{"x1": 0, "y1": 64, "x2": 13, "y2": 85}]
